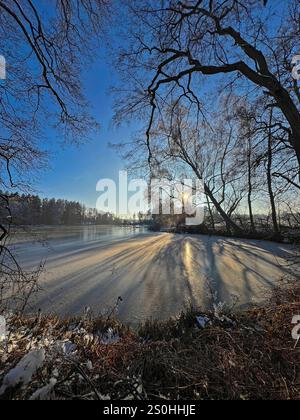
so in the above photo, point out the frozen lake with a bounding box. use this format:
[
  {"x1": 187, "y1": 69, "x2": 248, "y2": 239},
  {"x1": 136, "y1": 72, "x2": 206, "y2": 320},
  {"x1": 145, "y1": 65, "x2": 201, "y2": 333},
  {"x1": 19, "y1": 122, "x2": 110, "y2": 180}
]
[{"x1": 10, "y1": 226, "x2": 297, "y2": 324}]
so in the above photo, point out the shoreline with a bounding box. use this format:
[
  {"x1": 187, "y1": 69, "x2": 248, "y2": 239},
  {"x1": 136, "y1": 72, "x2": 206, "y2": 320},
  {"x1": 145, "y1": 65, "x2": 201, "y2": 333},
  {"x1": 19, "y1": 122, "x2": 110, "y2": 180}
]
[{"x1": 8, "y1": 223, "x2": 300, "y2": 246}]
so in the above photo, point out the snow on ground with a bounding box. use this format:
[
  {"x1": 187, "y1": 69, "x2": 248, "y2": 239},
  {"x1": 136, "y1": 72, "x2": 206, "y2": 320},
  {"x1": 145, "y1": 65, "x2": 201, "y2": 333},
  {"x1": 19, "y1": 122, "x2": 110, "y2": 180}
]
[
  {"x1": 0, "y1": 349, "x2": 45, "y2": 395},
  {"x1": 12, "y1": 227, "x2": 298, "y2": 324}
]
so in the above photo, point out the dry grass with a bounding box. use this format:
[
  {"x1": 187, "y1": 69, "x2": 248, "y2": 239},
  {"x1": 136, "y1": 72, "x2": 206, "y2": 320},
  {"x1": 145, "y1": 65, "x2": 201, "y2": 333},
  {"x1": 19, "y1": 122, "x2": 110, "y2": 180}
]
[{"x1": 0, "y1": 279, "x2": 299, "y2": 400}]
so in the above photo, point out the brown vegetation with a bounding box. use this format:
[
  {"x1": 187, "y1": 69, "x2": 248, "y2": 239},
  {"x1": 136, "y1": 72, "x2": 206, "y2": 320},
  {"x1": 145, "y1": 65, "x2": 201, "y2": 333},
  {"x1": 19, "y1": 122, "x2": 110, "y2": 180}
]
[{"x1": 0, "y1": 279, "x2": 299, "y2": 401}]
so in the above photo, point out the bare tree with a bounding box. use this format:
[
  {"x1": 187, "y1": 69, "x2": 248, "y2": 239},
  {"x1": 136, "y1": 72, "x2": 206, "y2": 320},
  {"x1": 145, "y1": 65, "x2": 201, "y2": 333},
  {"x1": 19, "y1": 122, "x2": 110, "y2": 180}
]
[
  {"x1": 113, "y1": 0, "x2": 300, "y2": 178},
  {"x1": 139, "y1": 102, "x2": 247, "y2": 233},
  {"x1": 246, "y1": 132, "x2": 256, "y2": 233},
  {"x1": 0, "y1": 0, "x2": 109, "y2": 309},
  {"x1": 266, "y1": 110, "x2": 280, "y2": 236}
]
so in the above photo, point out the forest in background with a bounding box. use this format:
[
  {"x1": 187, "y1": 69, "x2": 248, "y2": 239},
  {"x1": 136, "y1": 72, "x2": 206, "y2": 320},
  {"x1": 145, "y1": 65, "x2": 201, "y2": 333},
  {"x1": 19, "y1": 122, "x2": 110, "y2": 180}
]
[
  {"x1": 0, "y1": 192, "x2": 122, "y2": 226},
  {"x1": 0, "y1": 190, "x2": 299, "y2": 245}
]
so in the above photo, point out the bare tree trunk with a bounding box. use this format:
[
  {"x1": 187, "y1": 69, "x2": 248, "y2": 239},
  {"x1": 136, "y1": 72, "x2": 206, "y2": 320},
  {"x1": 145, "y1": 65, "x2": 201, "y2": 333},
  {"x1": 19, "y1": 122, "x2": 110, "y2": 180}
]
[
  {"x1": 204, "y1": 184, "x2": 243, "y2": 235},
  {"x1": 272, "y1": 87, "x2": 300, "y2": 173},
  {"x1": 185, "y1": 160, "x2": 243, "y2": 235},
  {"x1": 247, "y1": 135, "x2": 256, "y2": 232},
  {"x1": 206, "y1": 195, "x2": 215, "y2": 230},
  {"x1": 171, "y1": 119, "x2": 243, "y2": 236},
  {"x1": 185, "y1": 162, "x2": 243, "y2": 235},
  {"x1": 267, "y1": 111, "x2": 280, "y2": 236}
]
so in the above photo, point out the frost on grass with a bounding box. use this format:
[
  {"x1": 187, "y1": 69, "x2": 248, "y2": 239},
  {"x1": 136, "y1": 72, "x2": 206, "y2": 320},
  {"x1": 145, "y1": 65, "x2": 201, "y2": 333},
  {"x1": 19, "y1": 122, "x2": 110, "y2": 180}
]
[
  {"x1": 0, "y1": 349, "x2": 45, "y2": 395},
  {"x1": 0, "y1": 313, "x2": 131, "y2": 400}
]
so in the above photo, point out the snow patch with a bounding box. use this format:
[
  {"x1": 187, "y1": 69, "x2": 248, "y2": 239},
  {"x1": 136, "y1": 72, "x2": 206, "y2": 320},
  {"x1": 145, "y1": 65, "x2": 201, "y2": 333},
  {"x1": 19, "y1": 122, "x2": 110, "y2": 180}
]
[
  {"x1": 196, "y1": 316, "x2": 210, "y2": 329},
  {"x1": 0, "y1": 316, "x2": 6, "y2": 342},
  {"x1": 0, "y1": 349, "x2": 45, "y2": 395},
  {"x1": 29, "y1": 378, "x2": 57, "y2": 400},
  {"x1": 99, "y1": 328, "x2": 120, "y2": 345},
  {"x1": 59, "y1": 341, "x2": 77, "y2": 356}
]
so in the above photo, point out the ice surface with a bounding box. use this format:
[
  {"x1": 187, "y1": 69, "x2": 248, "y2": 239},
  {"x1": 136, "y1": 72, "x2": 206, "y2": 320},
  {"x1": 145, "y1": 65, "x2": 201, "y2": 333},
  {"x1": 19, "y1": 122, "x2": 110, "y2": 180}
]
[{"x1": 13, "y1": 228, "x2": 297, "y2": 323}]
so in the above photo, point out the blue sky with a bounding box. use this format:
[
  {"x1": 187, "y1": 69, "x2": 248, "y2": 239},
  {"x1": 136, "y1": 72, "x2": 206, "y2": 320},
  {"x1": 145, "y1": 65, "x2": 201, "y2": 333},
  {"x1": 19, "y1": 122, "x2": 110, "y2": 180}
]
[
  {"x1": 32, "y1": 3, "x2": 127, "y2": 207},
  {"x1": 36, "y1": 57, "x2": 129, "y2": 209},
  {"x1": 35, "y1": 0, "x2": 288, "y2": 210}
]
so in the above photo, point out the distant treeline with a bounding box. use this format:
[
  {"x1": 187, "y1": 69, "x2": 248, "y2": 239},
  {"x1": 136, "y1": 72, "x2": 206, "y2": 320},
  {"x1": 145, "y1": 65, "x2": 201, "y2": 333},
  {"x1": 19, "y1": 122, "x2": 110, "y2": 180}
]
[{"x1": 0, "y1": 192, "x2": 121, "y2": 226}]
